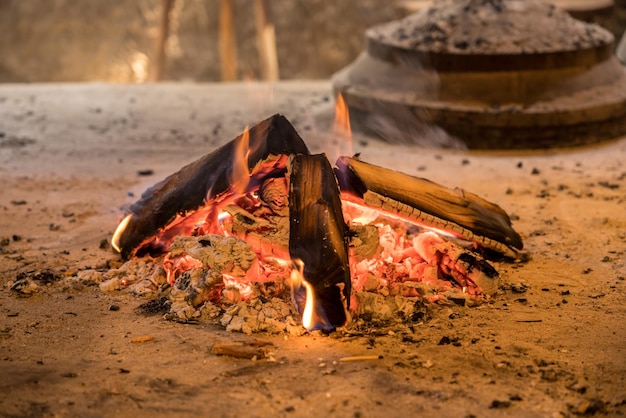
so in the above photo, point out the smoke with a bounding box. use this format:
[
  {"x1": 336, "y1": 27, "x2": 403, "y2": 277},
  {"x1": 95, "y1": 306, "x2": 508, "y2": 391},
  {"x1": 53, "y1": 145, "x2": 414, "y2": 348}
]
[
  {"x1": 332, "y1": 51, "x2": 466, "y2": 149},
  {"x1": 362, "y1": 102, "x2": 466, "y2": 149}
]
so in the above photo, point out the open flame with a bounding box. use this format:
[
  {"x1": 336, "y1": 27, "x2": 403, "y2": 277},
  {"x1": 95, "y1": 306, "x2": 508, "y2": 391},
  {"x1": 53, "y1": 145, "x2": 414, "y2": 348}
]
[
  {"x1": 289, "y1": 259, "x2": 315, "y2": 330},
  {"x1": 112, "y1": 214, "x2": 132, "y2": 253},
  {"x1": 289, "y1": 259, "x2": 337, "y2": 331},
  {"x1": 333, "y1": 93, "x2": 352, "y2": 157},
  {"x1": 230, "y1": 125, "x2": 251, "y2": 194}
]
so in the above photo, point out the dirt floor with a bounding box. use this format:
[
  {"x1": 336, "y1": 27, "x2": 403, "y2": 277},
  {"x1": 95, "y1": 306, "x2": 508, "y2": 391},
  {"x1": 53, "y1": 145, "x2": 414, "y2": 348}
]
[{"x1": 0, "y1": 82, "x2": 625, "y2": 418}]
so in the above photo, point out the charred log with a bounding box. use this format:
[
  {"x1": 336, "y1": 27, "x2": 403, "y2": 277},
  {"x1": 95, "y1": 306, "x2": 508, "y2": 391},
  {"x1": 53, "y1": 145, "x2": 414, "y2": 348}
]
[
  {"x1": 335, "y1": 156, "x2": 523, "y2": 259},
  {"x1": 116, "y1": 114, "x2": 310, "y2": 259},
  {"x1": 288, "y1": 154, "x2": 351, "y2": 329}
]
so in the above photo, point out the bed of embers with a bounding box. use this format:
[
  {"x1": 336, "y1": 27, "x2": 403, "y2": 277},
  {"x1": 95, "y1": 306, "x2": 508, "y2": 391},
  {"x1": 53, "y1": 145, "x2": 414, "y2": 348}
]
[{"x1": 95, "y1": 114, "x2": 523, "y2": 335}]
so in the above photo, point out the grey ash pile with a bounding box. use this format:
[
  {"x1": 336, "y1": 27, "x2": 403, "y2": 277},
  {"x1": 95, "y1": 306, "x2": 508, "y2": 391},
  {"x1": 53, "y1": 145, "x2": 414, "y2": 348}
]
[{"x1": 368, "y1": 0, "x2": 613, "y2": 55}]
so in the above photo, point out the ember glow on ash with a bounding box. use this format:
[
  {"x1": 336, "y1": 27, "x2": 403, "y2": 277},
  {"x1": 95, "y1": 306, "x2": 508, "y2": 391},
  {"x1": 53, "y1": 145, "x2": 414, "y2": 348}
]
[{"x1": 342, "y1": 197, "x2": 457, "y2": 240}]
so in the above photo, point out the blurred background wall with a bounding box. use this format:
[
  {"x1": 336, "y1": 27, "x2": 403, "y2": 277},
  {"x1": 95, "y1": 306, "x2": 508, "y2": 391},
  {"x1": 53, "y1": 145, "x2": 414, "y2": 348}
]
[{"x1": 0, "y1": 0, "x2": 624, "y2": 83}]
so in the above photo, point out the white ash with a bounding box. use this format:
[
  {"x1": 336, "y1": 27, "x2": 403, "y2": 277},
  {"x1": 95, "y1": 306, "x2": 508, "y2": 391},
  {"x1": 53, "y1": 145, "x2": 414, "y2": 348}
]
[
  {"x1": 169, "y1": 234, "x2": 257, "y2": 274},
  {"x1": 73, "y1": 269, "x2": 104, "y2": 284},
  {"x1": 91, "y1": 222, "x2": 501, "y2": 334},
  {"x1": 99, "y1": 257, "x2": 156, "y2": 291},
  {"x1": 349, "y1": 224, "x2": 380, "y2": 260},
  {"x1": 92, "y1": 235, "x2": 306, "y2": 334}
]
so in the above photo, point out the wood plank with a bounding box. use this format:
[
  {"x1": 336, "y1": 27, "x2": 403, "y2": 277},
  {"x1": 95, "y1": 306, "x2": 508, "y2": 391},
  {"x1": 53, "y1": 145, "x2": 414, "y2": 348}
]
[
  {"x1": 289, "y1": 154, "x2": 351, "y2": 329},
  {"x1": 335, "y1": 156, "x2": 523, "y2": 258},
  {"x1": 116, "y1": 114, "x2": 310, "y2": 258}
]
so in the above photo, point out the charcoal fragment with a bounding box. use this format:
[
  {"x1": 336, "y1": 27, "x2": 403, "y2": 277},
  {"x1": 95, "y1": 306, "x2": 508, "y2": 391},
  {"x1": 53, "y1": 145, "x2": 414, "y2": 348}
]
[
  {"x1": 30, "y1": 270, "x2": 60, "y2": 285},
  {"x1": 489, "y1": 400, "x2": 511, "y2": 409},
  {"x1": 438, "y1": 336, "x2": 451, "y2": 345},
  {"x1": 567, "y1": 382, "x2": 588, "y2": 394},
  {"x1": 597, "y1": 181, "x2": 619, "y2": 190},
  {"x1": 511, "y1": 282, "x2": 528, "y2": 293},
  {"x1": 540, "y1": 369, "x2": 558, "y2": 381},
  {"x1": 574, "y1": 398, "x2": 605, "y2": 415},
  {"x1": 10, "y1": 278, "x2": 38, "y2": 295},
  {"x1": 136, "y1": 297, "x2": 171, "y2": 316}
]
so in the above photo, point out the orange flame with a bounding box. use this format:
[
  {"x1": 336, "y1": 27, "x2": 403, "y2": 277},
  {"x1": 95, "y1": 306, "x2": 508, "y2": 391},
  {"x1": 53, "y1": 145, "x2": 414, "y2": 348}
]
[
  {"x1": 333, "y1": 93, "x2": 352, "y2": 156},
  {"x1": 290, "y1": 259, "x2": 315, "y2": 330},
  {"x1": 230, "y1": 126, "x2": 251, "y2": 194},
  {"x1": 111, "y1": 214, "x2": 132, "y2": 253}
]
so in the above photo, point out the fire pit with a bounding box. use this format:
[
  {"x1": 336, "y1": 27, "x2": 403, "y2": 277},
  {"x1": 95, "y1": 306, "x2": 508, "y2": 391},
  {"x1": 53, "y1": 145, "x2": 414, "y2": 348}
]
[
  {"x1": 104, "y1": 113, "x2": 522, "y2": 333},
  {"x1": 333, "y1": 0, "x2": 626, "y2": 148}
]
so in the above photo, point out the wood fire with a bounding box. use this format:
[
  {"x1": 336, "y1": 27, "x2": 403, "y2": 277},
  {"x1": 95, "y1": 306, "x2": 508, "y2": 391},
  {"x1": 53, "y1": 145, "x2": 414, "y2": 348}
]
[{"x1": 107, "y1": 114, "x2": 523, "y2": 332}]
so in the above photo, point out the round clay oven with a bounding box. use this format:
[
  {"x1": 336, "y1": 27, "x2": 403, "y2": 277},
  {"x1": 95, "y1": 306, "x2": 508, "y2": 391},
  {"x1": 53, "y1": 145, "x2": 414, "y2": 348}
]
[{"x1": 332, "y1": 0, "x2": 626, "y2": 149}]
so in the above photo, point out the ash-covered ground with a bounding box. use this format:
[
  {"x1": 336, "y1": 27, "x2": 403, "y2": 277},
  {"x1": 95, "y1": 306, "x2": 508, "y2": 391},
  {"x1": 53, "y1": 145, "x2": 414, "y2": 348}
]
[{"x1": 1, "y1": 82, "x2": 625, "y2": 417}]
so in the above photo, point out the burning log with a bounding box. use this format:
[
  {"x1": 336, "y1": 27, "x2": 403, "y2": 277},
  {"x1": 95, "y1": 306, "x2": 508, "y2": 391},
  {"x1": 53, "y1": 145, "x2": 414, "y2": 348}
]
[
  {"x1": 114, "y1": 114, "x2": 310, "y2": 259},
  {"x1": 288, "y1": 154, "x2": 351, "y2": 330},
  {"x1": 335, "y1": 156, "x2": 523, "y2": 259},
  {"x1": 108, "y1": 114, "x2": 524, "y2": 331}
]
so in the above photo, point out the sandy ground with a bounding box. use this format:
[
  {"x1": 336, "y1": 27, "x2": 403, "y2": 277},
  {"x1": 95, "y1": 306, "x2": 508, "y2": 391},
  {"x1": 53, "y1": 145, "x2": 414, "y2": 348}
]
[{"x1": 0, "y1": 82, "x2": 625, "y2": 418}]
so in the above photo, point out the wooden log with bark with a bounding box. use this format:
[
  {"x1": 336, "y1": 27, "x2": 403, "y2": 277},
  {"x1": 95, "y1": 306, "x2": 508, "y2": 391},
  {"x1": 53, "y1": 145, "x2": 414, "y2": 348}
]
[
  {"x1": 115, "y1": 114, "x2": 310, "y2": 259},
  {"x1": 335, "y1": 156, "x2": 523, "y2": 258},
  {"x1": 288, "y1": 154, "x2": 351, "y2": 329}
]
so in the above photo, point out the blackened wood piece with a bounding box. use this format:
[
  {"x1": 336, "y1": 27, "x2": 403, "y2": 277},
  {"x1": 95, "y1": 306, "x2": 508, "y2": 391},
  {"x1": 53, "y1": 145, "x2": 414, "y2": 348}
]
[
  {"x1": 335, "y1": 156, "x2": 523, "y2": 258},
  {"x1": 118, "y1": 114, "x2": 310, "y2": 259},
  {"x1": 289, "y1": 154, "x2": 351, "y2": 328}
]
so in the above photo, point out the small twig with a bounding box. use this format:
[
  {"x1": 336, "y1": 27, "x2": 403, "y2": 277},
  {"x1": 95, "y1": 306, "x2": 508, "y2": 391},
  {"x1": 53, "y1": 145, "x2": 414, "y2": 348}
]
[
  {"x1": 515, "y1": 319, "x2": 542, "y2": 323},
  {"x1": 130, "y1": 335, "x2": 155, "y2": 343},
  {"x1": 339, "y1": 355, "x2": 383, "y2": 362}
]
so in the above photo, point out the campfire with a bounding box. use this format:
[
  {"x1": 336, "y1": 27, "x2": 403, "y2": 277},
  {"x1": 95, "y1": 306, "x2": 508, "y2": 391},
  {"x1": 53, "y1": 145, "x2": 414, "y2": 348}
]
[{"x1": 106, "y1": 109, "x2": 522, "y2": 333}]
